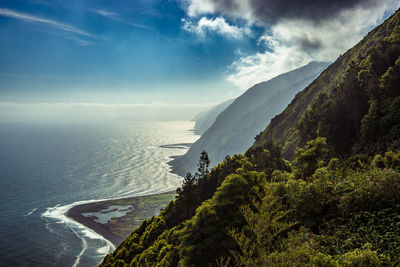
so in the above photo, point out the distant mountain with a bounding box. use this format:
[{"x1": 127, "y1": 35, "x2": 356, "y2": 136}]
[
  {"x1": 170, "y1": 61, "x2": 330, "y2": 176},
  {"x1": 190, "y1": 111, "x2": 206, "y2": 122},
  {"x1": 192, "y1": 99, "x2": 234, "y2": 135}
]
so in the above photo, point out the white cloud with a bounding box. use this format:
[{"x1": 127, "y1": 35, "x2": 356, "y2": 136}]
[
  {"x1": 90, "y1": 9, "x2": 119, "y2": 18},
  {"x1": 185, "y1": 0, "x2": 254, "y2": 23},
  {"x1": 0, "y1": 102, "x2": 217, "y2": 109},
  {"x1": 224, "y1": 0, "x2": 400, "y2": 90},
  {"x1": 0, "y1": 8, "x2": 99, "y2": 42},
  {"x1": 185, "y1": 0, "x2": 217, "y2": 17},
  {"x1": 0, "y1": 102, "x2": 219, "y2": 122},
  {"x1": 227, "y1": 36, "x2": 311, "y2": 90},
  {"x1": 182, "y1": 17, "x2": 250, "y2": 39},
  {"x1": 89, "y1": 9, "x2": 150, "y2": 30}
]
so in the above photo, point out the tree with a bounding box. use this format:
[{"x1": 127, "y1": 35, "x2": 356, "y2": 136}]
[
  {"x1": 226, "y1": 187, "x2": 298, "y2": 266},
  {"x1": 196, "y1": 151, "x2": 210, "y2": 180},
  {"x1": 176, "y1": 172, "x2": 195, "y2": 197},
  {"x1": 294, "y1": 137, "x2": 329, "y2": 179}
]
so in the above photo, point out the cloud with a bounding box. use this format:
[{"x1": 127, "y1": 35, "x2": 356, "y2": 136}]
[
  {"x1": 182, "y1": 16, "x2": 250, "y2": 39},
  {"x1": 89, "y1": 9, "x2": 150, "y2": 30},
  {"x1": 185, "y1": 0, "x2": 380, "y2": 23},
  {"x1": 0, "y1": 102, "x2": 218, "y2": 122},
  {"x1": 226, "y1": 36, "x2": 312, "y2": 90},
  {"x1": 182, "y1": 0, "x2": 400, "y2": 90},
  {"x1": 185, "y1": 0, "x2": 218, "y2": 17},
  {"x1": 0, "y1": 73, "x2": 121, "y2": 82},
  {"x1": 49, "y1": 31, "x2": 94, "y2": 46},
  {"x1": 227, "y1": 0, "x2": 399, "y2": 90},
  {"x1": 0, "y1": 102, "x2": 217, "y2": 109},
  {"x1": 269, "y1": 4, "x2": 395, "y2": 60},
  {"x1": 0, "y1": 8, "x2": 99, "y2": 44},
  {"x1": 90, "y1": 9, "x2": 119, "y2": 18}
]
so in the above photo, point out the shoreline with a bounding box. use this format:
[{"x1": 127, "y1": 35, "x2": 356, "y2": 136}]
[
  {"x1": 65, "y1": 141, "x2": 194, "y2": 247},
  {"x1": 66, "y1": 191, "x2": 177, "y2": 246}
]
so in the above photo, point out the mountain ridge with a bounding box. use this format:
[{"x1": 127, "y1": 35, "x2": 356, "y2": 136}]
[
  {"x1": 192, "y1": 99, "x2": 234, "y2": 135},
  {"x1": 170, "y1": 61, "x2": 330, "y2": 176}
]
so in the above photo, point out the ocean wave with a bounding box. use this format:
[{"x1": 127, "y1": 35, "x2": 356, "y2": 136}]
[
  {"x1": 24, "y1": 207, "x2": 38, "y2": 217},
  {"x1": 41, "y1": 199, "x2": 116, "y2": 266}
]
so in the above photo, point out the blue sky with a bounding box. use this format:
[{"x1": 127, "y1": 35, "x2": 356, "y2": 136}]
[
  {"x1": 0, "y1": 0, "x2": 261, "y2": 105},
  {"x1": 0, "y1": 0, "x2": 398, "y2": 120}
]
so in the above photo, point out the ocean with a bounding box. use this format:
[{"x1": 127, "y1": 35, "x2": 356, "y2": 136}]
[{"x1": 0, "y1": 121, "x2": 198, "y2": 266}]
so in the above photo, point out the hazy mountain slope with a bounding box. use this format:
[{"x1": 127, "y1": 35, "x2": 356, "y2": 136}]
[
  {"x1": 192, "y1": 99, "x2": 234, "y2": 135},
  {"x1": 170, "y1": 61, "x2": 330, "y2": 176},
  {"x1": 191, "y1": 111, "x2": 206, "y2": 122},
  {"x1": 253, "y1": 9, "x2": 400, "y2": 160}
]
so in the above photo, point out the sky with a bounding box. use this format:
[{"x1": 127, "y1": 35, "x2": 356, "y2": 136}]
[{"x1": 0, "y1": 0, "x2": 399, "y2": 121}]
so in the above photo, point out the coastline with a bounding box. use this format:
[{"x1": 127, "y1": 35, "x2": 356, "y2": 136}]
[
  {"x1": 166, "y1": 144, "x2": 191, "y2": 176},
  {"x1": 64, "y1": 142, "x2": 193, "y2": 247},
  {"x1": 66, "y1": 191, "x2": 177, "y2": 246}
]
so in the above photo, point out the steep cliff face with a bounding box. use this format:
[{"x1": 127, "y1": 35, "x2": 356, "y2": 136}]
[{"x1": 171, "y1": 61, "x2": 330, "y2": 176}]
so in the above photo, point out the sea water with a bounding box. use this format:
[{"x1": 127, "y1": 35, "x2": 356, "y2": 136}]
[{"x1": 0, "y1": 121, "x2": 198, "y2": 266}]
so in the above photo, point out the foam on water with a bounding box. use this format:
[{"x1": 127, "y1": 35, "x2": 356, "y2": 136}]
[
  {"x1": 97, "y1": 245, "x2": 112, "y2": 255},
  {"x1": 25, "y1": 208, "x2": 38, "y2": 216},
  {"x1": 42, "y1": 199, "x2": 116, "y2": 266},
  {"x1": 71, "y1": 227, "x2": 88, "y2": 267}
]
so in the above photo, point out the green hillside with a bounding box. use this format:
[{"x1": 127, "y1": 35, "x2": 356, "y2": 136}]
[
  {"x1": 101, "y1": 9, "x2": 400, "y2": 267},
  {"x1": 254, "y1": 10, "x2": 400, "y2": 160}
]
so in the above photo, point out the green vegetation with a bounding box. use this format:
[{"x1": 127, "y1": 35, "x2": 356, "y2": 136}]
[
  {"x1": 255, "y1": 9, "x2": 400, "y2": 160},
  {"x1": 102, "y1": 139, "x2": 400, "y2": 266},
  {"x1": 101, "y1": 9, "x2": 400, "y2": 267}
]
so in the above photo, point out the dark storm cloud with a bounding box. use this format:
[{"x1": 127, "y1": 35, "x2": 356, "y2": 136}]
[
  {"x1": 206, "y1": 0, "x2": 375, "y2": 23},
  {"x1": 298, "y1": 37, "x2": 323, "y2": 52}
]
